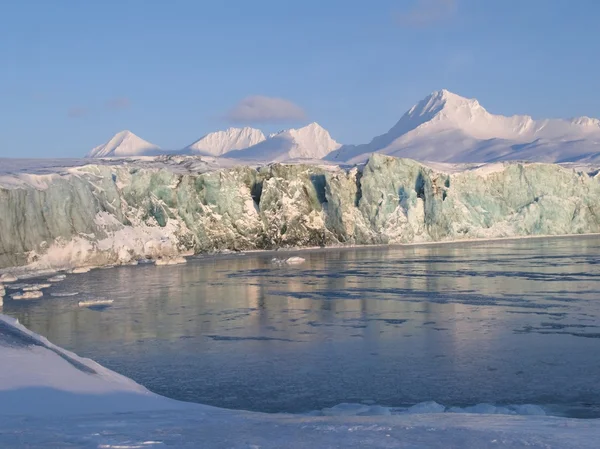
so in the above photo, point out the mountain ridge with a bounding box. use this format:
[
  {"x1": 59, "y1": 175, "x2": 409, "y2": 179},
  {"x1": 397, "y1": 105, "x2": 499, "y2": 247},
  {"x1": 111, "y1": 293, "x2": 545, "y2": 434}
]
[
  {"x1": 86, "y1": 90, "x2": 600, "y2": 163},
  {"x1": 184, "y1": 127, "x2": 266, "y2": 156},
  {"x1": 325, "y1": 89, "x2": 600, "y2": 164},
  {"x1": 223, "y1": 122, "x2": 342, "y2": 161}
]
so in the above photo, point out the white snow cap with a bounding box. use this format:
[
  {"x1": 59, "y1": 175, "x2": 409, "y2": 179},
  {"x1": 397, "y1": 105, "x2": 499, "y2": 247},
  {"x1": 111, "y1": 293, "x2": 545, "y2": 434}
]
[
  {"x1": 185, "y1": 127, "x2": 266, "y2": 156},
  {"x1": 225, "y1": 122, "x2": 341, "y2": 161},
  {"x1": 326, "y1": 89, "x2": 600, "y2": 164},
  {"x1": 87, "y1": 130, "x2": 162, "y2": 158}
]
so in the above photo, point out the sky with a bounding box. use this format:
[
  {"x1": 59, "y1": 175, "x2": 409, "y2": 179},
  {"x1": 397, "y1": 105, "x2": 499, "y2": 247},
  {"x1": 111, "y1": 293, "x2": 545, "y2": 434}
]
[{"x1": 1, "y1": 0, "x2": 599, "y2": 158}]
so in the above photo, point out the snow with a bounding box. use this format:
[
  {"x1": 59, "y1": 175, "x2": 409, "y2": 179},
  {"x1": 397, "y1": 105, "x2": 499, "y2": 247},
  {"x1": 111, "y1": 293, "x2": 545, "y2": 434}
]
[
  {"x1": 87, "y1": 131, "x2": 163, "y2": 158},
  {"x1": 0, "y1": 314, "x2": 599, "y2": 448},
  {"x1": 225, "y1": 122, "x2": 342, "y2": 161},
  {"x1": 325, "y1": 89, "x2": 600, "y2": 164},
  {"x1": 184, "y1": 127, "x2": 266, "y2": 156}
]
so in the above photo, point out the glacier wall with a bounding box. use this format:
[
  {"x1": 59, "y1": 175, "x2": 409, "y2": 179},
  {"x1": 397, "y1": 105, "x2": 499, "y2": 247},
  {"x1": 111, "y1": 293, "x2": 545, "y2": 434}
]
[{"x1": 1, "y1": 154, "x2": 600, "y2": 271}]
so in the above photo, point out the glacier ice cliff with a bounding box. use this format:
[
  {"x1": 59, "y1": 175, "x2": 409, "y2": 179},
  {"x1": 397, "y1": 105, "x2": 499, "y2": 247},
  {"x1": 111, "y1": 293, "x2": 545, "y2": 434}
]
[{"x1": 1, "y1": 154, "x2": 600, "y2": 271}]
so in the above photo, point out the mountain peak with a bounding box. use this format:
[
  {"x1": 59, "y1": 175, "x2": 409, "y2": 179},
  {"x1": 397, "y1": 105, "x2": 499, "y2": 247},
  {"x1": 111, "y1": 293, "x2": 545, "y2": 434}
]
[
  {"x1": 407, "y1": 89, "x2": 483, "y2": 121},
  {"x1": 223, "y1": 122, "x2": 340, "y2": 161},
  {"x1": 185, "y1": 127, "x2": 265, "y2": 156},
  {"x1": 87, "y1": 130, "x2": 161, "y2": 158},
  {"x1": 288, "y1": 122, "x2": 329, "y2": 136}
]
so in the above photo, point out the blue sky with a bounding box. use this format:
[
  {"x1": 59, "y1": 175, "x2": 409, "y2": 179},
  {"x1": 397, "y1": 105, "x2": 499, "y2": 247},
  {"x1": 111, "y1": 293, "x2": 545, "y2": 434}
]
[{"x1": 1, "y1": 0, "x2": 599, "y2": 157}]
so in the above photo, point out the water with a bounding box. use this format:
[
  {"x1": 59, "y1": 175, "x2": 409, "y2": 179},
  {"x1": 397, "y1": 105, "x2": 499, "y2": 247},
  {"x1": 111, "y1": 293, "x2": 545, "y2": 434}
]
[{"x1": 4, "y1": 236, "x2": 600, "y2": 418}]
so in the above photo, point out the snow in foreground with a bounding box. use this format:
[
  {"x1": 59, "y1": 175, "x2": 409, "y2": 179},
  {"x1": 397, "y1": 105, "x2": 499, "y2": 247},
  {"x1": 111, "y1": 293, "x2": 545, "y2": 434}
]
[{"x1": 1, "y1": 314, "x2": 599, "y2": 448}]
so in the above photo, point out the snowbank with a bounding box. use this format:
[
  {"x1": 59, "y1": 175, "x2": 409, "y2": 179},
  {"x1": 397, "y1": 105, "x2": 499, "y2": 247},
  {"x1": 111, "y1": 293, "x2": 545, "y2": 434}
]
[{"x1": 0, "y1": 314, "x2": 599, "y2": 448}]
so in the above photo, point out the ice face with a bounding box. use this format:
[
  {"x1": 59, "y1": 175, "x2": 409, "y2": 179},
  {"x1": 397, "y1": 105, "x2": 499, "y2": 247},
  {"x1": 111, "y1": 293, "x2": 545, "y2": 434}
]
[{"x1": 1, "y1": 154, "x2": 600, "y2": 271}]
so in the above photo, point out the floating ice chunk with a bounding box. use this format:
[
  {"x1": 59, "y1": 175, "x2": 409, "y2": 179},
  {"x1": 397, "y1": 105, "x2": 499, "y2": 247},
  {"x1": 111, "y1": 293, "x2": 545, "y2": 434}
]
[
  {"x1": 511, "y1": 404, "x2": 547, "y2": 416},
  {"x1": 11, "y1": 291, "x2": 44, "y2": 300},
  {"x1": 0, "y1": 273, "x2": 17, "y2": 283},
  {"x1": 271, "y1": 256, "x2": 306, "y2": 265},
  {"x1": 50, "y1": 292, "x2": 80, "y2": 297},
  {"x1": 321, "y1": 403, "x2": 372, "y2": 416},
  {"x1": 6, "y1": 283, "x2": 29, "y2": 290},
  {"x1": 78, "y1": 299, "x2": 114, "y2": 307},
  {"x1": 320, "y1": 403, "x2": 392, "y2": 417},
  {"x1": 155, "y1": 256, "x2": 187, "y2": 266},
  {"x1": 71, "y1": 267, "x2": 92, "y2": 274},
  {"x1": 48, "y1": 274, "x2": 67, "y2": 282},
  {"x1": 406, "y1": 401, "x2": 446, "y2": 414},
  {"x1": 22, "y1": 284, "x2": 51, "y2": 291},
  {"x1": 447, "y1": 403, "x2": 547, "y2": 416},
  {"x1": 0, "y1": 284, "x2": 4, "y2": 297}
]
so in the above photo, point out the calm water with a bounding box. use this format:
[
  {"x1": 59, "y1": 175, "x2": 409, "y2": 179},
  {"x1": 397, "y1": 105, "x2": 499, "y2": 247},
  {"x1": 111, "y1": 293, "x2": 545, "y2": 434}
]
[{"x1": 4, "y1": 237, "x2": 600, "y2": 417}]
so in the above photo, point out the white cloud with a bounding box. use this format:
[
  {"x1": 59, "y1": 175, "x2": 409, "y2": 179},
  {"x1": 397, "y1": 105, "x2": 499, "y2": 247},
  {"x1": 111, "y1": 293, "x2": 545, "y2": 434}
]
[
  {"x1": 397, "y1": 0, "x2": 457, "y2": 27},
  {"x1": 225, "y1": 95, "x2": 306, "y2": 124}
]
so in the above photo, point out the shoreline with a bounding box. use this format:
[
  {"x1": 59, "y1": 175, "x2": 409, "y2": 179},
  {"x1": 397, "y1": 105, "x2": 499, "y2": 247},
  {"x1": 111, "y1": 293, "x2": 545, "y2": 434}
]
[{"x1": 2, "y1": 231, "x2": 600, "y2": 280}]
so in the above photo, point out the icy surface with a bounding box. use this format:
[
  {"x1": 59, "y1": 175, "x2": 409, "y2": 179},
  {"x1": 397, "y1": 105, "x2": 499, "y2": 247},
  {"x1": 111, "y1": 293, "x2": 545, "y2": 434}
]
[
  {"x1": 1, "y1": 314, "x2": 600, "y2": 448},
  {"x1": 1, "y1": 154, "x2": 600, "y2": 271},
  {"x1": 326, "y1": 89, "x2": 600, "y2": 164}
]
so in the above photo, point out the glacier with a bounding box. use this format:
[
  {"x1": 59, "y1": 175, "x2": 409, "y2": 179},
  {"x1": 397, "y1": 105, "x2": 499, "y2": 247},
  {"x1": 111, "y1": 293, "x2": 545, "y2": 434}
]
[{"x1": 1, "y1": 153, "x2": 600, "y2": 272}]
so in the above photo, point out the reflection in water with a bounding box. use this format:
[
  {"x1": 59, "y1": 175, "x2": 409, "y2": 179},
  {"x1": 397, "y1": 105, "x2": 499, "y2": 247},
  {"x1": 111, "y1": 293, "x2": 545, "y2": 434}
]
[{"x1": 4, "y1": 236, "x2": 600, "y2": 417}]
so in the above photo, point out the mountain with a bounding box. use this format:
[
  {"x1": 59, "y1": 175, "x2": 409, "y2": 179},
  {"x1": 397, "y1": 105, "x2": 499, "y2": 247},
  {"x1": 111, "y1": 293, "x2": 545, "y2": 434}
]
[
  {"x1": 225, "y1": 122, "x2": 341, "y2": 161},
  {"x1": 87, "y1": 130, "x2": 163, "y2": 158},
  {"x1": 325, "y1": 89, "x2": 600, "y2": 164},
  {"x1": 184, "y1": 127, "x2": 266, "y2": 156}
]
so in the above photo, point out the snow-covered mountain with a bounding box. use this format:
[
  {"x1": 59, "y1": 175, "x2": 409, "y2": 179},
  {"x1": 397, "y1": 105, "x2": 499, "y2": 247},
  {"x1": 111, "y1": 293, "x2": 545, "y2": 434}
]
[
  {"x1": 184, "y1": 127, "x2": 266, "y2": 156},
  {"x1": 326, "y1": 89, "x2": 600, "y2": 164},
  {"x1": 225, "y1": 122, "x2": 341, "y2": 161},
  {"x1": 87, "y1": 130, "x2": 163, "y2": 158}
]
